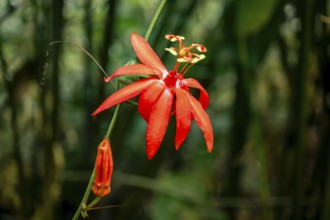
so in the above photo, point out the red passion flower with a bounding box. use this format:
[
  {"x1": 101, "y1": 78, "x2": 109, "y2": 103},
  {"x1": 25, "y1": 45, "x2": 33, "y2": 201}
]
[{"x1": 92, "y1": 33, "x2": 213, "y2": 160}]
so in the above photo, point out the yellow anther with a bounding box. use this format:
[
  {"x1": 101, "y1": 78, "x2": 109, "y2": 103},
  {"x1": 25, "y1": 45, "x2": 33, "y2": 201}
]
[
  {"x1": 191, "y1": 54, "x2": 205, "y2": 63},
  {"x1": 192, "y1": 44, "x2": 207, "y2": 52},
  {"x1": 165, "y1": 48, "x2": 178, "y2": 56},
  {"x1": 177, "y1": 58, "x2": 187, "y2": 63}
]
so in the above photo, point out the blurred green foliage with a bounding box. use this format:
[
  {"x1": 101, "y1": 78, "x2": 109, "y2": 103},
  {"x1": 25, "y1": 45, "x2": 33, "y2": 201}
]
[{"x1": 0, "y1": 0, "x2": 329, "y2": 219}]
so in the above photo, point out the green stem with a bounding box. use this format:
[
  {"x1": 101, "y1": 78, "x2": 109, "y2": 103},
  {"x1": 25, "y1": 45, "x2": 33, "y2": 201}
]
[
  {"x1": 144, "y1": 0, "x2": 167, "y2": 41},
  {"x1": 105, "y1": 104, "x2": 120, "y2": 139},
  {"x1": 72, "y1": 168, "x2": 95, "y2": 220}
]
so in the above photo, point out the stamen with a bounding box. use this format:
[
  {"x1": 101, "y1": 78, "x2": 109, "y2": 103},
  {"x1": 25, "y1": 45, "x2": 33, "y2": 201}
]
[
  {"x1": 181, "y1": 63, "x2": 196, "y2": 76},
  {"x1": 179, "y1": 62, "x2": 190, "y2": 75},
  {"x1": 164, "y1": 34, "x2": 207, "y2": 74},
  {"x1": 173, "y1": 62, "x2": 181, "y2": 72}
]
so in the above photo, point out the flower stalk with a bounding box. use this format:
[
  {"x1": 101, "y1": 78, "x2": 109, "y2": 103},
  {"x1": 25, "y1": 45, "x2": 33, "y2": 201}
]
[
  {"x1": 72, "y1": 107, "x2": 119, "y2": 220},
  {"x1": 72, "y1": 0, "x2": 167, "y2": 218}
]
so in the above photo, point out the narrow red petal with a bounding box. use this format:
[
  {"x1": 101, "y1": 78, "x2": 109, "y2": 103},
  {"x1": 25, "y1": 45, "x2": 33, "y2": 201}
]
[
  {"x1": 104, "y1": 64, "x2": 162, "y2": 82},
  {"x1": 92, "y1": 78, "x2": 156, "y2": 116},
  {"x1": 182, "y1": 78, "x2": 209, "y2": 109},
  {"x1": 131, "y1": 32, "x2": 168, "y2": 77},
  {"x1": 146, "y1": 89, "x2": 174, "y2": 159},
  {"x1": 174, "y1": 88, "x2": 192, "y2": 150},
  {"x1": 138, "y1": 81, "x2": 165, "y2": 121},
  {"x1": 185, "y1": 91, "x2": 213, "y2": 152}
]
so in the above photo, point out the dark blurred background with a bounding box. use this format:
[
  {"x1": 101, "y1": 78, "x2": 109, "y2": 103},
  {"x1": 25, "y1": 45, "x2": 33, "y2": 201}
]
[{"x1": 0, "y1": 0, "x2": 329, "y2": 219}]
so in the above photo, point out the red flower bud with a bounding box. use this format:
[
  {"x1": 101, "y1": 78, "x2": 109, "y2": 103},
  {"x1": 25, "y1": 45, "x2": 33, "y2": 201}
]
[{"x1": 92, "y1": 138, "x2": 113, "y2": 197}]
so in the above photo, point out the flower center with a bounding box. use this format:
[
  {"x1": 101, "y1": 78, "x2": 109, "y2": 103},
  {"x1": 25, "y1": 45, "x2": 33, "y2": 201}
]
[{"x1": 163, "y1": 70, "x2": 180, "y2": 88}]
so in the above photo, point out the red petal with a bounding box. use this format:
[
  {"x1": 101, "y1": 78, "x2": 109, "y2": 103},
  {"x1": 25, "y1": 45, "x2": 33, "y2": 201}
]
[
  {"x1": 185, "y1": 91, "x2": 213, "y2": 153},
  {"x1": 92, "y1": 78, "x2": 156, "y2": 116},
  {"x1": 138, "y1": 81, "x2": 165, "y2": 121},
  {"x1": 104, "y1": 64, "x2": 162, "y2": 82},
  {"x1": 131, "y1": 32, "x2": 168, "y2": 77},
  {"x1": 146, "y1": 89, "x2": 174, "y2": 159},
  {"x1": 174, "y1": 88, "x2": 192, "y2": 150},
  {"x1": 182, "y1": 78, "x2": 209, "y2": 109}
]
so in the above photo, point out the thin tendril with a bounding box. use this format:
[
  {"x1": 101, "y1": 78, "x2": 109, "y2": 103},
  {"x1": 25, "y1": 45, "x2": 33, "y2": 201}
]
[
  {"x1": 48, "y1": 41, "x2": 108, "y2": 77},
  {"x1": 87, "y1": 203, "x2": 138, "y2": 210},
  {"x1": 48, "y1": 41, "x2": 116, "y2": 90}
]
